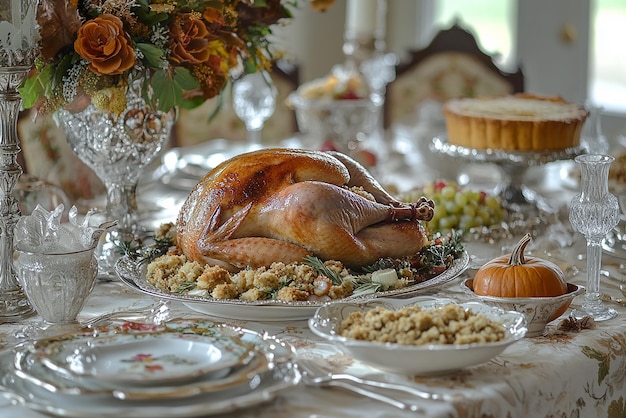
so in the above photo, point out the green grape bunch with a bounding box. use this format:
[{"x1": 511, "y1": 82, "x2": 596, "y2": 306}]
[{"x1": 400, "y1": 180, "x2": 505, "y2": 233}]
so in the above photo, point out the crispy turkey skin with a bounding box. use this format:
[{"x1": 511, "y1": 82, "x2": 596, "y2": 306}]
[{"x1": 176, "y1": 148, "x2": 433, "y2": 271}]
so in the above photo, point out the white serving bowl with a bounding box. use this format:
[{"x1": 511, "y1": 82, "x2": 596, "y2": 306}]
[
  {"x1": 461, "y1": 278, "x2": 585, "y2": 337},
  {"x1": 308, "y1": 296, "x2": 527, "y2": 375}
]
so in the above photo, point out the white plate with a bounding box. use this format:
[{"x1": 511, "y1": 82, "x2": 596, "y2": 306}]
[
  {"x1": 308, "y1": 296, "x2": 527, "y2": 375},
  {"x1": 37, "y1": 331, "x2": 254, "y2": 386},
  {"x1": 2, "y1": 353, "x2": 297, "y2": 418},
  {"x1": 2, "y1": 319, "x2": 299, "y2": 417},
  {"x1": 14, "y1": 337, "x2": 270, "y2": 400},
  {"x1": 115, "y1": 252, "x2": 470, "y2": 322}
]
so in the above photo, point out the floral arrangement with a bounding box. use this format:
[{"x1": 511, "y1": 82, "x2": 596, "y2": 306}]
[{"x1": 20, "y1": 0, "x2": 335, "y2": 115}]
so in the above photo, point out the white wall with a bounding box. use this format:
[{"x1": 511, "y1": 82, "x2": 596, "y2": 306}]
[{"x1": 272, "y1": 0, "x2": 424, "y2": 82}]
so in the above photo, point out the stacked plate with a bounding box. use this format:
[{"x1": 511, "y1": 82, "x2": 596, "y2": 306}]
[{"x1": 0, "y1": 318, "x2": 300, "y2": 417}]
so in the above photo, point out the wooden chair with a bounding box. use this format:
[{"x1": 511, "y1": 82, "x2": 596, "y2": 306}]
[
  {"x1": 171, "y1": 60, "x2": 300, "y2": 148},
  {"x1": 385, "y1": 22, "x2": 524, "y2": 128}
]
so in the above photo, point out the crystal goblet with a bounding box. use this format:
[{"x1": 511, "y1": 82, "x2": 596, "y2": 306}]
[
  {"x1": 56, "y1": 80, "x2": 175, "y2": 278},
  {"x1": 232, "y1": 70, "x2": 277, "y2": 150},
  {"x1": 569, "y1": 154, "x2": 620, "y2": 321}
]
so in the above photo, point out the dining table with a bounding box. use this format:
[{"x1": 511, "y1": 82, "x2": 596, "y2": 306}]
[{"x1": 1, "y1": 135, "x2": 626, "y2": 418}]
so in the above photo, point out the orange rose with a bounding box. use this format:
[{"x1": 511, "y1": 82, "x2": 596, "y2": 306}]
[
  {"x1": 169, "y1": 13, "x2": 211, "y2": 65},
  {"x1": 74, "y1": 14, "x2": 135, "y2": 76}
]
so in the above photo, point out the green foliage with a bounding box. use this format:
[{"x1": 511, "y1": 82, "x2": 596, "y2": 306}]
[
  {"x1": 303, "y1": 256, "x2": 343, "y2": 286},
  {"x1": 151, "y1": 67, "x2": 200, "y2": 112},
  {"x1": 18, "y1": 64, "x2": 53, "y2": 108},
  {"x1": 136, "y1": 43, "x2": 164, "y2": 68}
]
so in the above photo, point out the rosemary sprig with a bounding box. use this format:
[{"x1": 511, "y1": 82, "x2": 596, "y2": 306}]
[
  {"x1": 117, "y1": 235, "x2": 174, "y2": 262},
  {"x1": 303, "y1": 255, "x2": 343, "y2": 285},
  {"x1": 175, "y1": 281, "x2": 197, "y2": 294},
  {"x1": 261, "y1": 277, "x2": 295, "y2": 299},
  {"x1": 351, "y1": 282, "x2": 382, "y2": 296}
]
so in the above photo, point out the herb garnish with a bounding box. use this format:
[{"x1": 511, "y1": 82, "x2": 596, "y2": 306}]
[
  {"x1": 303, "y1": 255, "x2": 343, "y2": 285},
  {"x1": 118, "y1": 235, "x2": 174, "y2": 262}
]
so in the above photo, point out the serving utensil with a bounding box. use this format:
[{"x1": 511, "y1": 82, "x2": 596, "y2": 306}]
[
  {"x1": 298, "y1": 359, "x2": 459, "y2": 404},
  {"x1": 82, "y1": 300, "x2": 170, "y2": 328},
  {"x1": 298, "y1": 360, "x2": 422, "y2": 413}
]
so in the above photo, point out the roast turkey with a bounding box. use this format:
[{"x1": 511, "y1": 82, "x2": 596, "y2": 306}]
[{"x1": 176, "y1": 148, "x2": 434, "y2": 271}]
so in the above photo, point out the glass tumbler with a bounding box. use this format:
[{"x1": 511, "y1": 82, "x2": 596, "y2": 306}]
[{"x1": 14, "y1": 244, "x2": 99, "y2": 324}]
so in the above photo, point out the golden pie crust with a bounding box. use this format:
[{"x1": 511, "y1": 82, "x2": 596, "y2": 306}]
[{"x1": 443, "y1": 94, "x2": 588, "y2": 151}]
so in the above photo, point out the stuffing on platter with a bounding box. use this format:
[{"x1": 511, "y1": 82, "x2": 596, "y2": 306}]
[{"x1": 138, "y1": 224, "x2": 464, "y2": 303}]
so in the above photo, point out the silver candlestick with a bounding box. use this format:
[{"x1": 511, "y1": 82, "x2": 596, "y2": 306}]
[{"x1": 0, "y1": 0, "x2": 39, "y2": 321}]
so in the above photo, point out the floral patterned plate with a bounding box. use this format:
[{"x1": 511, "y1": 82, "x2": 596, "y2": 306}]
[
  {"x1": 1, "y1": 318, "x2": 299, "y2": 417},
  {"x1": 15, "y1": 344, "x2": 271, "y2": 400},
  {"x1": 14, "y1": 335, "x2": 271, "y2": 400},
  {"x1": 35, "y1": 330, "x2": 255, "y2": 386}
]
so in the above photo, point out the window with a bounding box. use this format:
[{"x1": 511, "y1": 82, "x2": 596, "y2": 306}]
[
  {"x1": 432, "y1": 0, "x2": 515, "y2": 71},
  {"x1": 429, "y1": 0, "x2": 626, "y2": 136},
  {"x1": 590, "y1": 0, "x2": 626, "y2": 113}
]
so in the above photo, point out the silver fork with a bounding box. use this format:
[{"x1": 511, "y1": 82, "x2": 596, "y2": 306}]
[
  {"x1": 299, "y1": 362, "x2": 423, "y2": 413},
  {"x1": 82, "y1": 300, "x2": 170, "y2": 328},
  {"x1": 298, "y1": 359, "x2": 460, "y2": 404}
]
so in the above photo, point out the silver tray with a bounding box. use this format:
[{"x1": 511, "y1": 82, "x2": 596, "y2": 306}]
[{"x1": 115, "y1": 251, "x2": 469, "y2": 322}]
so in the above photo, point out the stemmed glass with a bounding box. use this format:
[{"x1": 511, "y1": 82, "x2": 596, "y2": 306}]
[
  {"x1": 232, "y1": 70, "x2": 277, "y2": 150},
  {"x1": 569, "y1": 154, "x2": 620, "y2": 321}
]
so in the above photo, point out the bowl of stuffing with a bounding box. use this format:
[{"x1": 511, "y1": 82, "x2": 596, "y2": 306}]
[{"x1": 308, "y1": 296, "x2": 527, "y2": 375}]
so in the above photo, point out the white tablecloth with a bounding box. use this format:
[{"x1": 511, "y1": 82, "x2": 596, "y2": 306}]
[{"x1": 2, "y1": 147, "x2": 626, "y2": 417}]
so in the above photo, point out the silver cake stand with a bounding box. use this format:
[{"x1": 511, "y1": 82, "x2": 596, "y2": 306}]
[{"x1": 430, "y1": 136, "x2": 584, "y2": 213}]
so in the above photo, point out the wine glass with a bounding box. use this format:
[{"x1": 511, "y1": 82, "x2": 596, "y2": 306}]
[
  {"x1": 569, "y1": 154, "x2": 620, "y2": 321},
  {"x1": 232, "y1": 70, "x2": 277, "y2": 150}
]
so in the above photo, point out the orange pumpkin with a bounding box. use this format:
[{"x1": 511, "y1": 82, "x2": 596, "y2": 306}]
[{"x1": 473, "y1": 233, "x2": 570, "y2": 320}]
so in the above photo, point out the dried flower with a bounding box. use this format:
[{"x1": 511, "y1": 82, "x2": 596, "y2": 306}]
[
  {"x1": 19, "y1": 0, "x2": 323, "y2": 115},
  {"x1": 36, "y1": 0, "x2": 82, "y2": 60},
  {"x1": 558, "y1": 315, "x2": 597, "y2": 332},
  {"x1": 74, "y1": 14, "x2": 136, "y2": 76},
  {"x1": 169, "y1": 13, "x2": 211, "y2": 65}
]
